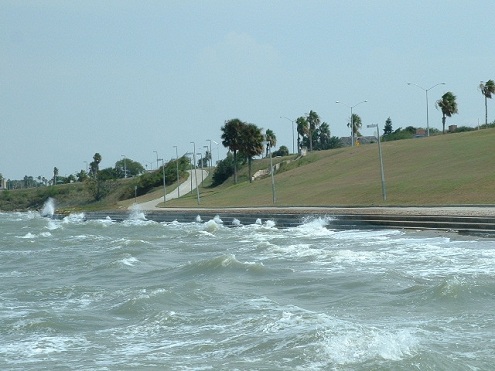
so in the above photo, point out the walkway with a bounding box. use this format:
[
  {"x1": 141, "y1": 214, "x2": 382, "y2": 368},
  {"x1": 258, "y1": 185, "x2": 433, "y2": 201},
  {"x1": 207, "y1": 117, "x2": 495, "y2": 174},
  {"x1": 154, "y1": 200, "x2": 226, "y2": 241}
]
[{"x1": 131, "y1": 169, "x2": 209, "y2": 210}]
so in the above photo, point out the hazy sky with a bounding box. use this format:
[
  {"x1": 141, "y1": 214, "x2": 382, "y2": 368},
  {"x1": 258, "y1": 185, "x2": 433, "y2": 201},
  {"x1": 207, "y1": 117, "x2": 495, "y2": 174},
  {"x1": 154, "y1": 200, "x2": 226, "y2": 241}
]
[{"x1": 2, "y1": 1, "x2": 494, "y2": 180}]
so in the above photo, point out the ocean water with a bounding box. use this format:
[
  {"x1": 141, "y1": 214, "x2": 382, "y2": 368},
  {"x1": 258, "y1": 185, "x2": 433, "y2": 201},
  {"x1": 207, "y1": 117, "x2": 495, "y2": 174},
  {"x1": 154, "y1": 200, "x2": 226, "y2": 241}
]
[{"x1": 1, "y1": 210, "x2": 495, "y2": 370}]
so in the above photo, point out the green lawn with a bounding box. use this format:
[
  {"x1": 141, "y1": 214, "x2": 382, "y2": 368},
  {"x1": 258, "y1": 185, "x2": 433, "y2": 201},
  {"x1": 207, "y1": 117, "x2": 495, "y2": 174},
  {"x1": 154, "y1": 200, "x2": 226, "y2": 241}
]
[{"x1": 164, "y1": 128, "x2": 495, "y2": 207}]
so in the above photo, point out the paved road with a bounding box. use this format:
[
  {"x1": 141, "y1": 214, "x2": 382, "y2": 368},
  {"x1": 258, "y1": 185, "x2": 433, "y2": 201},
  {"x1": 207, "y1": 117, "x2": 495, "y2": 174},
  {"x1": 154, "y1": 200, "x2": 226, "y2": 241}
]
[{"x1": 131, "y1": 169, "x2": 208, "y2": 210}]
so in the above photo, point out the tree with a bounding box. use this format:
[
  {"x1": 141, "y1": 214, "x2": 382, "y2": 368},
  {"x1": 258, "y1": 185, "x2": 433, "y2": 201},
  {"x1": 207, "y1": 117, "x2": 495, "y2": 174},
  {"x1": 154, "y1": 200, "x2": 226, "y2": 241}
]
[
  {"x1": 348, "y1": 113, "x2": 363, "y2": 138},
  {"x1": 479, "y1": 80, "x2": 495, "y2": 126},
  {"x1": 239, "y1": 123, "x2": 264, "y2": 183},
  {"x1": 435, "y1": 91, "x2": 458, "y2": 134},
  {"x1": 114, "y1": 158, "x2": 144, "y2": 178},
  {"x1": 212, "y1": 152, "x2": 237, "y2": 186},
  {"x1": 53, "y1": 167, "x2": 59, "y2": 185},
  {"x1": 317, "y1": 122, "x2": 331, "y2": 149},
  {"x1": 306, "y1": 110, "x2": 321, "y2": 151},
  {"x1": 296, "y1": 116, "x2": 308, "y2": 150},
  {"x1": 265, "y1": 129, "x2": 277, "y2": 157},
  {"x1": 273, "y1": 145, "x2": 289, "y2": 157},
  {"x1": 383, "y1": 117, "x2": 393, "y2": 135},
  {"x1": 221, "y1": 119, "x2": 244, "y2": 184},
  {"x1": 89, "y1": 153, "x2": 102, "y2": 179},
  {"x1": 76, "y1": 170, "x2": 88, "y2": 182}
]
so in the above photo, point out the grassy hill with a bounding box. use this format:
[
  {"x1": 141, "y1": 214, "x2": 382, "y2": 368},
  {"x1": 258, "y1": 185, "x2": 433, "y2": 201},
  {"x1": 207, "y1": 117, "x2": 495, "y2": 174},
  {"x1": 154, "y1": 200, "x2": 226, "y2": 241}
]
[
  {"x1": 162, "y1": 128, "x2": 495, "y2": 207},
  {"x1": 2, "y1": 128, "x2": 495, "y2": 212}
]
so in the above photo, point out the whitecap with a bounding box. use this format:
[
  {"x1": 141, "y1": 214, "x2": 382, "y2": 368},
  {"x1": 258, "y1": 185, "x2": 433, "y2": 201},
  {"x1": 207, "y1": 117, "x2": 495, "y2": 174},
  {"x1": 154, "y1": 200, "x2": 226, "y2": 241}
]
[
  {"x1": 121, "y1": 256, "x2": 139, "y2": 266},
  {"x1": 19, "y1": 232, "x2": 36, "y2": 239},
  {"x1": 203, "y1": 219, "x2": 219, "y2": 233},
  {"x1": 62, "y1": 212, "x2": 86, "y2": 224}
]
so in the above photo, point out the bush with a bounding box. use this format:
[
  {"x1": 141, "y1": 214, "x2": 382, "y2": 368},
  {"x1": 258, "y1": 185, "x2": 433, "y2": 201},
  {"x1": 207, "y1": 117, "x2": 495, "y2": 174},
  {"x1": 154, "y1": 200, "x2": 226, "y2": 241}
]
[{"x1": 212, "y1": 153, "x2": 236, "y2": 186}]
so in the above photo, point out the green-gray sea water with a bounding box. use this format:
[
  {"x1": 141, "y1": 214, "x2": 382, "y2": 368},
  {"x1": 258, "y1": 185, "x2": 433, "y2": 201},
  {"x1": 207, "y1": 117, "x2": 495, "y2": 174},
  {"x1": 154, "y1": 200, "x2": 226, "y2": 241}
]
[{"x1": 1, "y1": 209, "x2": 495, "y2": 370}]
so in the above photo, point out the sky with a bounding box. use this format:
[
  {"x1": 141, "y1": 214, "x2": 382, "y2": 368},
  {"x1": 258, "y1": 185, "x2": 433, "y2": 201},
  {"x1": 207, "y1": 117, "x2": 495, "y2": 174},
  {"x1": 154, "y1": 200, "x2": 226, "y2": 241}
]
[{"x1": 2, "y1": 0, "x2": 495, "y2": 180}]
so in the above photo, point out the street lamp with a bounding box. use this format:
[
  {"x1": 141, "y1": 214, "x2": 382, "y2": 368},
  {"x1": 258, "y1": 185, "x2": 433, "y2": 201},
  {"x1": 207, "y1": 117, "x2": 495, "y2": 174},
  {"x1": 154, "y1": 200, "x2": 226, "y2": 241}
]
[
  {"x1": 159, "y1": 158, "x2": 166, "y2": 204},
  {"x1": 121, "y1": 155, "x2": 127, "y2": 178},
  {"x1": 213, "y1": 140, "x2": 219, "y2": 164},
  {"x1": 153, "y1": 150, "x2": 159, "y2": 169},
  {"x1": 206, "y1": 139, "x2": 213, "y2": 167},
  {"x1": 280, "y1": 116, "x2": 296, "y2": 154},
  {"x1": 190, "y1": 141, "x2": 200, "y2": 204},
  {"x1": 407, "y1": 82, "x2": 446, "y2": 137},
  {"x1": 197, "y1": 152, "x2": 205, "y2": 184},
  {"x1": 336, "y1": 100, "x2": 368, "y2": 147},
  {"x1": 263, "y1": 141, "x2": 276, "y2": 204},
  {"x1": 367, "y1": 124, "x2": 386, "y2": 201},
  {"x1": 203, "y1": 145, "x2": 209, "y2": 169},
  {"x1": 173, "y1": 145, "x2": 180, "y2": 197}
]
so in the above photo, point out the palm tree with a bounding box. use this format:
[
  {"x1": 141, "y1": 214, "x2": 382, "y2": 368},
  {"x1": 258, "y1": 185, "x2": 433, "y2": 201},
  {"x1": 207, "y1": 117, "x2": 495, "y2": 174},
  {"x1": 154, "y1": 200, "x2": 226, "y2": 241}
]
[
  {"x1": 307, "y1": 110, "x2": 321, "y2": 152},
  {"x1": 90, "y1": 153, "x2": 102, "y2": 179},
  {"x1": 347, "y1": 113, "x2": 363, "y2": 138},
  {"x1": 318, "y1": 122, "x2": 331, "y2": 149},
  {"x1": 221, "y1": 118, "x2": 244, "y2": 184},
  {"x1": 240, "y1": 123, "x2": 264, "y2": 183},
  {"x1": 435, "y1": 91, "x2": 458, "y2": 133},
  {"x1": 296, "y1": 116, "x2": 308, "y2": 151},
  {"x1": 479, "y1": 80, "x2": 495, "y2": 126},
  {"x1": 265, "y1": 129, "x2": 277, "y2": 157},
  {"x1": 53, "y1": 167, "x2": 59, "y2": 185}
]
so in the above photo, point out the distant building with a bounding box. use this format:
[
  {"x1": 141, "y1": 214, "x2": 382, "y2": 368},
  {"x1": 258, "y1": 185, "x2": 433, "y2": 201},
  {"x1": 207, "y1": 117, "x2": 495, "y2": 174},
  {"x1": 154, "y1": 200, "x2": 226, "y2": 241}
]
[
  {"x1": 341, "y1": 136, "x2": 379, "y2": 146},
  {"x1": 415, "y1": 129, "x2": 426, "y2": 137},
  {"x1": 0, "y1": 178, "x2": 6, "y2": 190}
]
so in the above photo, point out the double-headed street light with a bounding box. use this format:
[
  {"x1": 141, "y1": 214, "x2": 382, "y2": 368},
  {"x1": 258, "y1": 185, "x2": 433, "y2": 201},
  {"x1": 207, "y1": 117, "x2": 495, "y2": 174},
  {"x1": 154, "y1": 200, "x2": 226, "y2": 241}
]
[
  {"x1": 263, "y1": 141, "x2": 276, "y2": 204},
  {"x1": 367, "y1": 124, "x2": 386, "y2": 201},
  {"x1": 206, "y1": 139, "x2": 213, "y2": 167},
  {"x1": 407, "y1": 82, "x2": 446, "y2": 137},
  {"x1": 159, "y1": 158, "x2": 166, "y2": 204},
  {"x1": 280, "y1": 116, "x2": 296, "y2": 154},
  {"x1": 336, "y1": 100, "x2": 368, "y2": 147},
  {"x1": 190, "y1": 141, "x2": 200, "y2": 204},
  {"x1": 121, "y1": 155, "x2": 127, "y2": 178},
  {"x1": 173, "y1": 145, "x2": 180, "y2": 198}
]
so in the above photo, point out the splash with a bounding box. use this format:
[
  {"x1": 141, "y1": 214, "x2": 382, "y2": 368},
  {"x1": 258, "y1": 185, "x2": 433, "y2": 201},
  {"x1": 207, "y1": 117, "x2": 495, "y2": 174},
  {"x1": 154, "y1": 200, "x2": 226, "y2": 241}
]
[
  {"x1": 232, "y1": 218, "x2": 241, "y2": 227},
  {"x1": 128, "y1": 203, "x2": 146, "y2": 221},
  {"x1": 40, "y1": 198, "x2": 55, "y2": 218},
  {"x1": 195, "y1": 215, "x2": 202, "y2": 222}
]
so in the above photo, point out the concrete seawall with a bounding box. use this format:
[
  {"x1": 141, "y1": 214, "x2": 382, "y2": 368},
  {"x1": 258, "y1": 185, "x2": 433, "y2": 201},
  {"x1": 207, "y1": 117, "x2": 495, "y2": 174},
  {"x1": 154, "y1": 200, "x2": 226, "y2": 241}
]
[{"x1": 56, "y1": 207, "x2": 495, "y2": 235}]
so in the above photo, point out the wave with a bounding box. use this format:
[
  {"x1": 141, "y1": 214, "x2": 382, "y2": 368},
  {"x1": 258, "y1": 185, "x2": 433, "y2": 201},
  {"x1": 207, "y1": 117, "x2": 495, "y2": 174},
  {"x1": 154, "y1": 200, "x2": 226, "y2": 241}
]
[{"x1": 180, "y1": 254, "x2": 265, "y2": 276}]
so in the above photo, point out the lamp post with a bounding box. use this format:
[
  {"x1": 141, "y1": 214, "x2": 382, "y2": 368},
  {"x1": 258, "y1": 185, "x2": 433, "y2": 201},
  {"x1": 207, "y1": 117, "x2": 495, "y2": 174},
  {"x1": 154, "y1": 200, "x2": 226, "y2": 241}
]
[
  {"x1": 407, "y1": 82, "x2": 446, "y2": 137},
  {"x1": 190, "y1": 142, "x2": 200, "y2": 204},
  {"x1": 213, "y1": 140, "x2": 219, "y2": 164},
  {"x1": 206, "y1": 139, "x2": 212, "y2": 167},
  {"x1": 367, "y1": 124, "x2": 386, "y2": 201},
  {"x1": 197, "y1": 152, "x2": 204, "y2": 184},
  {"x1": 336, "y1": 100, "x2": 368, "y2": 147},
  {"x1": 121, "y1": 155, "x2": 127, "y2": 178},
  {"x1": 280, "y1": 116, "x2": 295, "y2": 154},
  {"x1": 159, "y1": 158, "x2": 166, "y2": 204},
  {"x1": 173, "y1": 145, "x2": 180, "y2": 198},
  {"x1": 153, "y1": 150, "x2": 159, "y2": 169},
  {"x1": 203, "y1": 145, "x2": 209, "y2": 169},
  {"x1": 263, "y1": 141, "x2": 276, "y2": 204}
]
